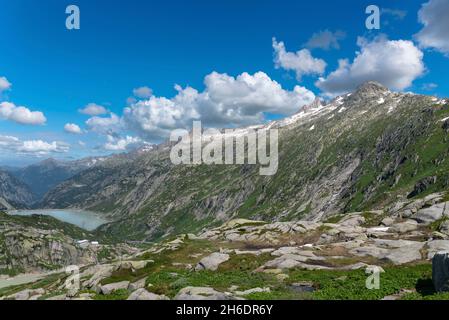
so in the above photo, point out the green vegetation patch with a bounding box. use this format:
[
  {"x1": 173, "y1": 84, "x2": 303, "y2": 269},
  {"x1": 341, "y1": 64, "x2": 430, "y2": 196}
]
[{"x1": 288, "y1": 263, "x2": 449, "y2": 300}]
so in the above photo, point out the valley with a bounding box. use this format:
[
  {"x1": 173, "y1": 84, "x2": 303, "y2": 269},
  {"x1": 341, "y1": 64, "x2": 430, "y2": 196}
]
[{"x1": 1, "y1": 82, "x2": 449, "y2": 300}]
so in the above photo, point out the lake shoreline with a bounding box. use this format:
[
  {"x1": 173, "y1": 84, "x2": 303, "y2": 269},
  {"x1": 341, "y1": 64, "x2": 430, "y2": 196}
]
[{"x1": 7, "y1": 209, "x2": 110, "y2": 231}]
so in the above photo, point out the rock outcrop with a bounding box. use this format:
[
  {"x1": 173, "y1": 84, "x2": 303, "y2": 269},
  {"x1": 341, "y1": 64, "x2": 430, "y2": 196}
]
[{"x1": 195, "y1": 253, "x2": 230, "y2": 271}]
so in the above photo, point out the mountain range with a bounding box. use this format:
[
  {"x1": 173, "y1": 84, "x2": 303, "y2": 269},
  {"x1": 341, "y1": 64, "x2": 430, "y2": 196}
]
[
  {"x1": 4, "y1": 81, "x2": 440, "y2": 242},
  {"x1": 0, "y1": 170, "x2": 35, "y2": 210}
]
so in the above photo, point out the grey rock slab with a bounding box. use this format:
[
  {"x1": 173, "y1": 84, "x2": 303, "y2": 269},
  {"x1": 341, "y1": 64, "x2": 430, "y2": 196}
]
[
  {"x1": 339, "y1": 214, "x2": 365, "y2": 227},
  {"x1": 264, "y1": 254, "x2": 330, "y2": 270},
  {"x1": 195, "y1": 252, "x2": 230, "y2": 271},
  {"x1": 271, "y1": 247, "x2": 317, "y2": 257},
  {"x1": 100, "y1": 281, "x2": 130, "y2": 295},
  {"x1": 413, "y1": 202, "x2": 449, "y2": 225},
  {"x1": 234, "y1": 287, "x2": 270, "y2": 296},
  {"x1": 129, "y1": 278, "x2": 147, "y2": 291},
  {"x1": 427, "y1": 240, "x2": 449, "y2": 259},
  {"x1": 175, "y1": 287, "x2": 238, "y2": 300},
  {"x1": 82, "y1": 264, "x2": 115, "y2": 288},
  {"x1": 350, "y1": 240, "x2": 424, "y2": 265},
  {"x1": 381, "y1": 217, "x2": 395, "y2": 226},
  {"x1": 8, "y1": 288, "x2": 45, "y2": 301},
  {"x1": 127, "y1": 289, "x2": 169, "y2": 300},
  {"x1": 389, "y1": 220, "x2": 418, "y2": 233}
]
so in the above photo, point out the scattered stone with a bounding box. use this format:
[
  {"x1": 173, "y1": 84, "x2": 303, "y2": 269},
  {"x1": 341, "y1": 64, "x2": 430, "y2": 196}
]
[
  {"x1": 7, "y1": 288, "x2": 45, "y2": 301},
  {"x1": 115, "y1": 260, "x2": 152, "y2": 271},
  {"x1": 263, "y1": 254, "x2": 330, "y2": 270},
  {"x1": 339, "y1": 214, "x2": 365, "y2": 227},
  {"x1": 275, "y1": 274, "x2": 289, "y2": 281},
  {"x1": 11, "y1": 290, "x2": 31, "y2": 301},
  {"x1": 289, "y1": 281, "x2": 315, "y2": 293},
  {"x1": 382, "y1": 289, "x2": 415, "y2": 300},
  {"x1": 262, "y1": 268, "x2": 283, "y2": 274},
  {"x1": 350, "y1": 240, "x2": 424, "y2": 265},
  {"x1": 129, "y1": 278, "x2": 146, "y2": 291},
  {"x1": 365, "y1": 265, "x2": 385, "y2": 273},
  {"x1": 234, "y1": 248, "x2": 274, "y2": 255},
  {"x1": 100, "y1": 281, "x2": 130, "y2": 295},
  {"x1": 82, "y1": 264, "x2": 115, "y2": 288},
  {"x1": 271, "y1": 247, "x2": 317, "y2": 257},
  {"x1": 381, "y1": 217, "x2": 395, "y2": 226},
  {"x1": 389, "y1": 220, "x2": 418, "y2": 233},
  {"x1": 195, "y1": 252, "x2": 230, "y2": 271},
  {"x1": 342, "y1": 262, "x2": 369, "y2": 270},
  {"x1": 175, "y1": 287, "x2": 238, "y2": 300},
  {"x1": 228, "y1": 285, "x2": 239, "y2": 292},
  {"x1": 413, "y1": 202, "x2": 448, "y2": 225},
  {"x1": 127, "y1": 289, "x2": 169, "y2": 300},
  {"x1": 235, "y1": 287, "x2": 270, "y2": 296}
]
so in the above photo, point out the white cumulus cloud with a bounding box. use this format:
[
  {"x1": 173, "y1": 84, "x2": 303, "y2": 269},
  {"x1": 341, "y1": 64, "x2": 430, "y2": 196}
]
[
  {"x1": 18, "y1": 140, "x2": 69, "y2": 154},
  {"x1": 86, "y1": 113, "x2": 121, "y2": 134},
  {"x1": 103, "y1": 135, "x2": 142, "y2": 151},
  {"x1": 79, "y1": 103, "x2": 108, "y2": 116},
  {"x1": 0, "y1": 101, "x2": 47, "y2": 125},
  {"x1": 0, "y1": 77, "x2": 11, "y2": 92},
  {"x1": 0, "y1": 135, "x2": 69, "y2": 156},
  {"x1": 64, "y1": 123, "x2": 83, "y2": 134},
  {"x1": 315, "y1": 36, "x2": 425, "y2": 97},
  {"x1": 0, "y1": 135, "x2": 20, "y2": 148},
  {"x1": 415, "y1": 0, "x2": 449, "y2": 55},
  {"x1": 123, "y1": 71, "x2": 315, "y2": 140},
  {"x1": 272, "y1": 38, "x2": 327, "y2": 80}
]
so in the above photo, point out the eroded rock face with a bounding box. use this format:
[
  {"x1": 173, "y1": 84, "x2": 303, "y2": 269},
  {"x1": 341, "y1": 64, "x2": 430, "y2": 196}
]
[
  {"x1": 0, "y1": 228, "x2": 97, "y2": 273},
  {"x1": 432, "y1": 252, "x2": 449, "y2": 292}
]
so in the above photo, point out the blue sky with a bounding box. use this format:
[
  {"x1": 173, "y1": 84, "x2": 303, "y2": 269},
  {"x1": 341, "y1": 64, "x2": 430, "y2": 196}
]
[{"x1": 0, "y1": 0, "x2": 448, "y2": 166}]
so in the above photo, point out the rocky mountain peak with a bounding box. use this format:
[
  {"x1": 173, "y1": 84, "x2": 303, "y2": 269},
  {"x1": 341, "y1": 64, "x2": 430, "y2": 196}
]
[
  {"x1": 302, "y1": 97, "x2": 323, "y2": 112},
  {"x1": 352, "y1": 81, "x2": 389, "y2": 99}
]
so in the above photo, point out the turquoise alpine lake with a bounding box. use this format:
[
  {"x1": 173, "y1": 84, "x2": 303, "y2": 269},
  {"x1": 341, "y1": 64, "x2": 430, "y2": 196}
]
[{"x1": 7, "y1": 209, "x2": 109, "y2": 231}]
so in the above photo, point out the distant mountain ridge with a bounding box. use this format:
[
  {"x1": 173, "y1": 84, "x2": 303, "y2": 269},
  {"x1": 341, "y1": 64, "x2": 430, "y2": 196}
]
[
  {"x1": 39, "y1": 82, "x2": 449, "y2": 241},
  {"x1": 0, "y1": 170, "x2": 35, "y2": 210},
  {"x1": 8, "y1": 157, "x2": 107, "y2": 200}
]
